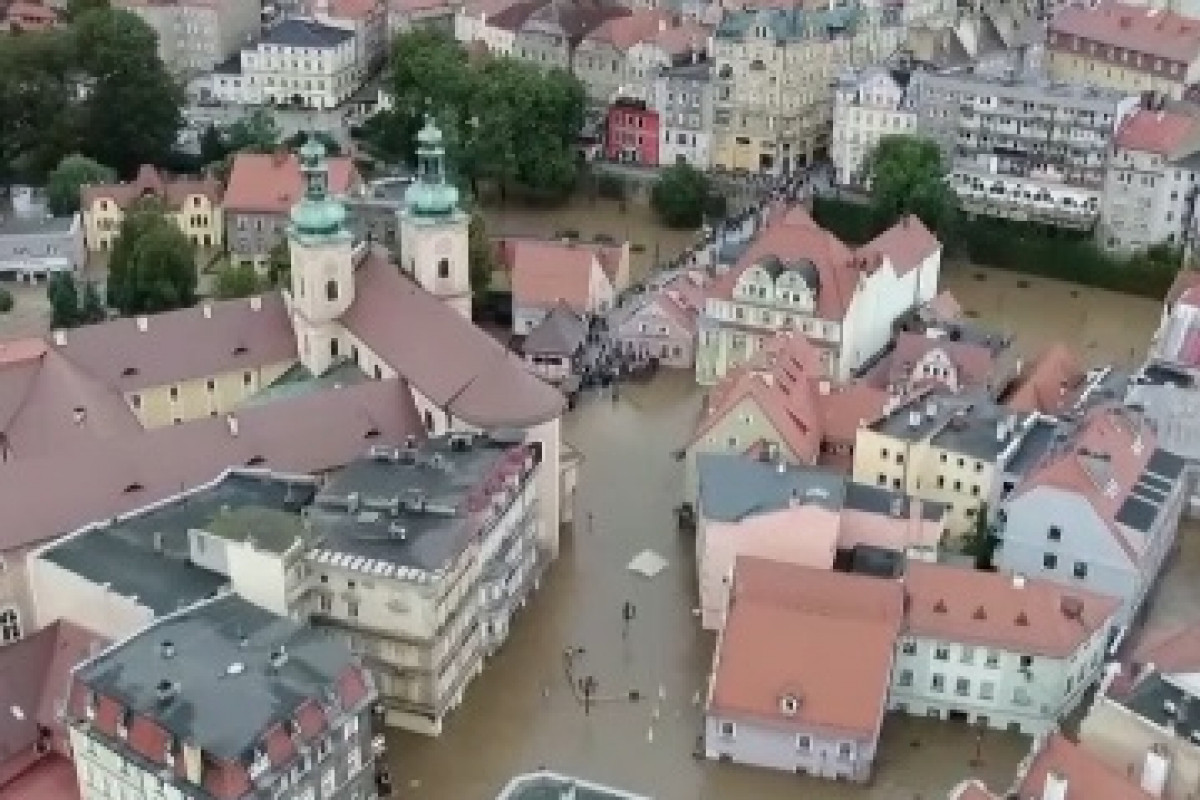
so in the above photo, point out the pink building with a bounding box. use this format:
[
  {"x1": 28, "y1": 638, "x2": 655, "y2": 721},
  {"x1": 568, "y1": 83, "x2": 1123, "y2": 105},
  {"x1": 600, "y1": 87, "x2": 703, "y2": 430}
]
[{"x1": 605, "y1": 97, "x2": 660, "y2": 165}]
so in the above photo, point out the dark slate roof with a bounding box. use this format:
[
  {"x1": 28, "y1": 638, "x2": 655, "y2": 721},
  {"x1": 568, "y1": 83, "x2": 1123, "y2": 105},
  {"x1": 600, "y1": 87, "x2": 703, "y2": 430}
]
[
  {"x1": 1003, "y1": 417, "x2": 1059, "y2": 478},
  {"x1": 260, "y1": 18, "x2": 355, "y2": 48},
  {"x1": 849, "y1": 545, "x2": 903, "y2": 578},
  {"x1": 843, "y1": 481, "x2": 945, "y2": 521},
  {"x1": 1115, "y1": 449, "x2": 1185, "y2": 533},
  {"x1": 1148, "y1": 449, "x2": 1187, "y2": 481},
  {"x1": 75, "y1": 594, "x2": 360, "y2": 761},
  {"x1": 1119, "y1": 670, "x2": 1200, "y2": 743},
  {"x1": 696, "y1": 452, "x2": 847, "y2": 522},
  {"x1": 523, "y1": 302, "x2": 587, "y2": 356}
]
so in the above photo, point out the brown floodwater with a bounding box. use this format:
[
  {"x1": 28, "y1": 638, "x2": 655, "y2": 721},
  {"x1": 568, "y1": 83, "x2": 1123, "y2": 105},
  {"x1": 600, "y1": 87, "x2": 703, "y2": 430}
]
[{"x1": 389, "y1": 202, "x2": 1182, "y2": 799}]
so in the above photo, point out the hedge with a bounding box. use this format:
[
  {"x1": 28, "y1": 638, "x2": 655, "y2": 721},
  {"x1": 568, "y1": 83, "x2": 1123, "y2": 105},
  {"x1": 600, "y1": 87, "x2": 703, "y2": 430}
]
[{"x1": 811, "y1": 197, "x2": 1180, "y2": 300}]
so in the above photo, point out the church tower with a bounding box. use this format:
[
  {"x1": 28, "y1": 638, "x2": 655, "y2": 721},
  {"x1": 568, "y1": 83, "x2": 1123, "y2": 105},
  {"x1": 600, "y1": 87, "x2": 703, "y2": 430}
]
[
  {"x1": 399, "y1": 117, "x2": 472, "y2": 319},
  {"x1": 287, "y1": 136, "x2": 354, "y2": 376}
]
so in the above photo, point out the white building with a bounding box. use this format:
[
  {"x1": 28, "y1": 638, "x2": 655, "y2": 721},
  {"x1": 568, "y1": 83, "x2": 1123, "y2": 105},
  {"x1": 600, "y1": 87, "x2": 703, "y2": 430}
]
[
  {"x1": 831, "y1": 67, "x2": 916, "y2": 187},
  {"x1": 306, "y1": 433, "x2": 545, "y2": 736},
  {"x1": 212, "y1": 18, "x2": 360, "y2": 109},
  {"x1": 1099, "y1": 105, "x2": 1200, "y2": 254},
  {"x1": 652, "y1": 61, "x2": 713, "y2": 169},
  {"x1": 889, "y1": 562, "x2": 1117, "y2": 736}
]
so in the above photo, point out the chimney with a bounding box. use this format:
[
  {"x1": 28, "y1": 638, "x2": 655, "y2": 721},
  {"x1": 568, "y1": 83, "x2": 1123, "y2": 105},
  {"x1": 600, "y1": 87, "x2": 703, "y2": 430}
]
[
  {"x1": 153, "y1": 531, "x2": 164, "y2": 553},
  {"x1": 226, "y1": 414, "x2": 239, "y2": 437},
  {"x1": 272, "y1": 148, "x2": 288, "y2": 167},
  {"x1": 52, "y1": 329, "x2": 67, "y2": 347},
  {"x1": 925, "y1": 400, "x2": 938, "y2": 420},
  {"x1": 1012, "y1": 573, "x2": 1026, "y2": 589},
  {"x1": 776, "y1": 459, "x2": 786, "y2": 474},
  {"x1": 908, "y1": 410, "x2": 921, "y2": 428},
  {"x1": 160, "y1": 640, "x2": 176, "y2": 659},
  {"x1": 269, "y1": 645, "x2": 288, "y2": 670},
  {"x1": 155, "y1": 679, "x2": 178, "y2": 706},
  {"x1": 817, "y1": 379, "x2": 831, "y2": 396},
  {"x1": 202, "y1": 302, "x2": 213, "y2": 320},
  {"x1": 135, "y1": 316, "x2": 149, "y2": 333},
  {"x1": 250, "y1": 296, "x2": 262, "y2": 311},
  {"x1": 996, "y1": 419, "x2": 1008, "y2": 443},
  {"x1": 658, "y1": 16, "x2": 667, "y2": 31},
  {"x1": 1042, "y1": 770, "x2": 1069, "y2": 800}
]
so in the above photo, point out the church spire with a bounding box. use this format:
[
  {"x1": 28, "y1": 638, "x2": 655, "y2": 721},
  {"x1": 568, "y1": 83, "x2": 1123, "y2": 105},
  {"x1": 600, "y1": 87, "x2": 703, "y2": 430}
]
[
  {"x1": 290, "y1": 135, "x2": 349, "y2": 241},
  {"x1": 404, "y1": 115, "x2": 460, "y2": 218}
]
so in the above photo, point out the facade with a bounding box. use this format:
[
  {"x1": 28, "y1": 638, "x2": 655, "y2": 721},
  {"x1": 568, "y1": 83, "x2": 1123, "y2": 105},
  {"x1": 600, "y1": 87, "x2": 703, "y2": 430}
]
[
  {"x1": 605, "y1": 96, "x2": 661, "y2": 164},
  {"x1": 695, "y1": 205, "x2": 942, "y2": 384},
  {"x1": 1079, "y1": 625, "x2": 1200, "y2": 799},
  {"x1": 710, "y1": 4, "x2": 902, "y2": 174},
  {"x1": 851, "y1": 390, "x2": 1028, "y2": 536},
  {"x1": 704, "y1": 557, "x2": 904, "y2": 781},
  {"x1": 453, "y1": 0, "x2": 536, "y2": 57},
  {"x1": 224, "y1": 149, "x2": 361, "y2": 265},
  {"x1": 81, "y1": 163, "x2": 223, "y2": 252},
  {"x1": 211, "y1": 19, "x2": 360, "y2": 109},
  {"x1": 995, "y1": 404, "x2": 1188, "y2": 634},
  {"x1": 574, "y1": 10, "x2": 669, "y2": 104},
  {"x1": 1099, "y1": 104, "x2": 1200, "y2": 253},
  {"x1": 306, "y1": 433, "x2": 545, "y2": 735},
  {"x1": 0, "y1": 213, "x2": 84, "y2": 282},
  {"x1": 652, "y1": 62, "x2": 713, "y2": 168},
  {"x1": 115, "y1": 0, "x2": 260, "y2": 76},
  {"x1": 695, "y1": 452, "x2": 944, "y2": 629},
  {"x1": 1047, "y1": 2, "x2": 1200, "y2": 100},
  {"x1": 511, "y1": 0, "x2": 628, "y2": 74},
  {"x1": 831, "y1": 66, "x2": 916, "y2": 187},
  {"x1": 890, "y1": 562, "x2": 1117, "y2": 736},
  {"x1": 317, "y1": 0, "x2": 390, "y2": 75},
  {"x1": 65, "y1": 593, "x2": 379, "y2": 800},
  {"x1": 914, "y1": 69, "x2": 1137, "y2": 230},
  {"x1": 610, "y1": 268, "x2": 704, "y2": 367}
]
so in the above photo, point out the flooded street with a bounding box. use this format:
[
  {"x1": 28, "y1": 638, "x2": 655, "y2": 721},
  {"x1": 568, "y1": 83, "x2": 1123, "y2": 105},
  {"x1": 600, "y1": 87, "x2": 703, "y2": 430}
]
[{"x1": 389, "y1": 201, "x2": 1186, "y2": 799}]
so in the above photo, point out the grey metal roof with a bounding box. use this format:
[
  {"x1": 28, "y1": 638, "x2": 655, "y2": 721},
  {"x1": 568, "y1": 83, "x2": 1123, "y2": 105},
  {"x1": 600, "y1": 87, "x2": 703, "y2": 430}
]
[
  {"x1": 1115, "y1": 448, "x2": 1185, "y2": 533},
  {"x1": 696, "y1": 452, "x2": 847, "y2": 522},
  {"x1": 312, "y1": 433, "x2": 522, "y2": 573},
  {"x1": 523, "y1": 303, "x2": 586, "y2": 356},
  {"x1": 1116, "y1": 496, "x2": 1160, "y2": 533},
  {"x1": 75, "y1": 593, "x2": 362, "y2": 761},
  {"x1": 39, "y1": 471, "x2": 316, "y2": 614},
  {"x1": 843, "y1": 481, "x2": 944, "y2": 521},
  {"x1": 871, "y1": 390, "x2": 1017, "y2": 462},
  {"x1": 849, "y1": 544, "x2": 903, "y2": 578},
  {"x1": 1148, "y1": 449, "x2": 1187, "y2": 481},
  {"x1": 1002, "y1": 417, "x2": 1058, "y2": 477},
  {"x1": 1119, "y1": 670, "x2": 1200, "y2": 744},
  {"x1": 260, "y1": 18, "x2": 354, "y2": 48}
]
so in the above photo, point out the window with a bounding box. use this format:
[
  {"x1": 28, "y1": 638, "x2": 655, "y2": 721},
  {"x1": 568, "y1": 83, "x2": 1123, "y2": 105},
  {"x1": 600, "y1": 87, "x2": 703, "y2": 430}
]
[
  {"x1": 326, "y1": 280, "x2": 339, "y2": 302},
  {"x1": 985, "y1": 650, "x2": 1000, "y2": 669},
  {"x1": 131, "y1": 394, "x2": 141, "y2": 410},
  {"x1": 1019, "y1": 654, "x2": 1033, "y2": 669},
  {"x1": 960, "y1": 646, "x2": 974, "y2": 665},
  {"x1": 1048, "y1": 526, "x2": 1062, "y2": 541},
  {"x1": 206, "y1": 378, "x2": 215, "y2": 393},
  {"x1": 955, "y1": 677, "x2": 971, "y2": 696},
  {"x1": 1044, "y1": 553, "x2": 1058, "y2": 569},
  {"x1": 437, "y1": 258, "x2": 450, "y2": 279},
  {"x1": 796, "y1": 734, "x2": 811, "y2": 752},
  {"x1": 901, "y1": 639, "x2": 917, "y2": 655},
  {"x1": 1073, "y1": 561, "x2": 1088, "y2": 579},
  {"x1": 719, "y1": 721, "x2": 735, "y2": 739},
  {"x1": 979, "y1": 681, "x2": 995, "y2": 700},
  {"x1": 330, "y1": 339, "x2": 339, "y2": 359},
  {"x1": 881, "y1": 448, "x2": 889, "y2": 458},
  {"x1": 169, "y1": 386, "x2": 179, "y2": 401},
  {"x1": 319, "y1": 595, "x2": 332, "y2": 613},
  {"x1": 0, "y1": 607, "x2": 21, "y2": 643},
  {"x1": 243, "y1": 371, "x2": 253, "y2": 387},
  {"x1": 347, "y1": 600, "x2": 359, "y2": 617},
  {"x1": 838, "y1": 742, "x2": 853, "y2": 760},
  {"x1": 931, "y1": 674, "x2": 945, "y2": 692},
  {"x1": 934, "y1": 645, "x2": 950, "y2": 661},
  {"x1": 897, "y1": 669, "x2": 913, "y2": 687}
]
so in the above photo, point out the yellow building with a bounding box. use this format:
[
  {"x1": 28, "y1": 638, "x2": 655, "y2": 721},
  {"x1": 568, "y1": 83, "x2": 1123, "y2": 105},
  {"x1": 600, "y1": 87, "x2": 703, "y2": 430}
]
[
  {"x1": 1047, "y1": 3, "x2": 1200, "y2": 100},
  {"x1": 81, "y1": 164, "x2": 224, "y2": 252},
  {"x1": 710, "y1": 5, "x2": 901, "y2": 174},
  {"x1": 851, "y1": 391, "x2": 1023, "y2": 537}
]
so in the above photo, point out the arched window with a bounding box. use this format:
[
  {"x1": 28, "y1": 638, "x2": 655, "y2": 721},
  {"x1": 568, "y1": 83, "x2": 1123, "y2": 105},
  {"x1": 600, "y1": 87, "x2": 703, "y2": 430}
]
[
  {"x1": 424, "y1": 410, "x2": 435, "y2": 431},
  {"x1": 325, "y1": 279, "x2": 339, "y2": 302},
  {"x1": 0, "y1": 607, "x2": 21, "y2": 643},
  {"x1": 437, "y1": 258, "x2": 450, "y2": 279}
]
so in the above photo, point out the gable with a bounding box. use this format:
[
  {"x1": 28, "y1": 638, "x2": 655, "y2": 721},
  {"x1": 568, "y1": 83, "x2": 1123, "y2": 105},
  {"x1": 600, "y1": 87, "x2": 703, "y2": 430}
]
[{"x1": 1004, "y1": 485, "x2": 1134, "y2": 567}]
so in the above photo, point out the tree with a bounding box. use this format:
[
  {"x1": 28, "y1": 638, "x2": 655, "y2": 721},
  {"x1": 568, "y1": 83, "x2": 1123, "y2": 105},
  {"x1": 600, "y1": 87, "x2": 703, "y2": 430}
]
[
  {"x1": 266, "y1": 240, "x2": 291, "y2": 287},
  {"x1": 226, "y1": 109, "x2": 281, "y2": 155},
  {"x1": 214, "y1": 261, "x2": 263, "y2": 299},
  {"x1": 66, "y1": 0, "x2": 109, "y2": 20},
  {"x1": 962, "y1": 502, "x2": 999, "y2": 571},
  {"x1": 467, "y1": 211, "x2": 494, "y2": 294},
  {"x1": 73, "y1": 9, "x2": 183, "y2": 175},
  {"x1": 651, "y1": 163, "x2": 713, "y2": 229},
  {"x1": 46, "y1": 154, "x2": 116, "y2": 216},
  {"x1": 47, "y1": 272, "x2": 81, "y2": 328},
  {"x1": 285, "y1": 130, "x2": 341, "y2": 156},
  {"x1": 80, "y1": 281, "x2": 107, "y2": 323},
  {"x1": 0, "y1": 289, "x2": 13, "y2": 315},
  {"x1": 107, "y1": 202, "x2": 196, "y2": 315},
  {"x1": 199, "y1": 124, "x2": 228, "y2": 166},
  {"x1": 865, "y1": 135, "x2": 959, "y2": 233},
  {"x1": 0, "y1": 31, "x2": 80, "y2": 183}
]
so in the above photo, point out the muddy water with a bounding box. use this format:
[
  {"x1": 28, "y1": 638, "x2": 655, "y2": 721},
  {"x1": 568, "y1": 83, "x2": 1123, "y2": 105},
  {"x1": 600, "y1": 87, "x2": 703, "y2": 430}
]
[{"x1": 386, "y1": 372, "x2": 1032, "y2": 800}]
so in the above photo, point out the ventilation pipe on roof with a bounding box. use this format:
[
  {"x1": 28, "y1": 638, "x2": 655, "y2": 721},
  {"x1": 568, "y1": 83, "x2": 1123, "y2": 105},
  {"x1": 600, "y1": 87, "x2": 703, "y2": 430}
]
[
  {"x1": 269, "y1": 645, "x2": 288, "y2": 670},
  {"x1": 136, "y1": 316, "x2": 149, "y2": 333},
  {"x1": 226, "y1": 414, "x2": 239, "y2": 438},
  {"x1": 250, "y1": 296, "x2": 262, "y2": 312},
  {"x1": 160, "y1": 640, "x2": 176, "y2": 659},
  {"x1": 155, "y1": 679, "x2": 179, "y2": 706},
  {"x1": 202, "y1": 303, "x2": 213, "y2": 320},
  {"x1": 1012, "y1": 573, "x2": 1026, "y2": 589},
  {"x1": 1041, "y1": 771, "x2": 1068, "y2": 800},
  {"x1": 909, "y1": 410, "x2": 921, "y2": 428},
  {"x1": 1142, "y1": 745, "x2": 1169, "y2": 797},
  {"x1": 52, "y1": 329, "x2": 66, "y2": 347}
]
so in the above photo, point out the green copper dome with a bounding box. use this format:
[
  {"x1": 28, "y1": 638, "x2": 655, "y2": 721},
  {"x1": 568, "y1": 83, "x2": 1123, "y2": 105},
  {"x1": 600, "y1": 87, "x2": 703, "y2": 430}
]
[
  {"x1": 290, "y1": 134, "x2": 349, "y2": 239},
  {"x1": 405, "y1": 115, "x2": 460, "y2": 218}
]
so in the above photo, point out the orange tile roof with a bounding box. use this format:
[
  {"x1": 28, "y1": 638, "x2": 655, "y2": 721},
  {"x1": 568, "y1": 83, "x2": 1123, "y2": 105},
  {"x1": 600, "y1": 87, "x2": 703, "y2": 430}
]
[
  {"x1": 709, "y1": 557, "x2": 903, "y2": 735},
  {"x1": 1130, "y1": 623, "x2": 1200, "y2": 674},
  {"x1": 1017, "y1": 733, "x2": 1155, "y2": 800},
  {"x1": 326, "y1": 0, "x2": 381, "y2": 18},
  {"x1": 586, "y1": 9, "x2": 673, "y2": 50},
  {"x1": 80, "y1": 164, "x2": 222, "y2": 212},
  {"x1": 648, "y1": 19, "x2": 709, "y2": 55},
  {"x1": 903, "y1": 562, "x2": 1117, "y2": 658},
  {"x1": 502, "y1": 239, "x2": 607, "y2": 314},
  {"x1": 1051, "y1": 2, "x2": 1200, "y2": 65},
  {"x1": 224, "y1": 152, "x2": 359, "y2": 215},
  {"x1": 926, "y1": 290, "x2": 963, "y2": 322},
  {"x1": 1165, "y1": 268, "x2": 1200, "y2": 308},
  {"x1": 1114, "y1": 109, "x2": 1200, "y2": 155},
  {"x1": 882, "y1": 331, "x2": 1000, "y2": 391},
  {"x1": 1004, "y1": 342, "x2": 1086, "y2": 415}
]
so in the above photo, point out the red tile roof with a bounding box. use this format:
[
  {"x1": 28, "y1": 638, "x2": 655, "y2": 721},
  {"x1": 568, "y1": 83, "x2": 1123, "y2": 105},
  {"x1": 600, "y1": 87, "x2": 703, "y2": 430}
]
[
  {"x1": 647, "y1": 19, "x2": 709, "y2": 55},
  {"x1": 1115, "y1": 109, "x2": 1200, "y2": 155},
  {"x1": 1017, "y1": 733, "x2": 1155, "y2": 800},
  {"x1": 925, "y1": 290, "x2": 963, "y2": 322},
  {"x1": 80, "y1": 164, "x2": 221, "y2": 212},
  {"x1": 224, "y1": 152, "x2": 359, "y2": 215},
  {"x1": 709, "y1": 557, "x2": 904, "y2": 735},
  {"x1": 342, "y1": 253, "x2": 565, "y2": 428},
  {"x1": 877, "y1": 330, "x2": 1000, "y2": 392},
  {"x1": 1165, "y1": 267, "x2": 1200, "y2": 309},
  {"x1": 0, "y1": 754, "x2": 80, "y2": 800},
  {"x1": 51, "y1": 293, "x2": 297, "y2": 393},
  {"x1": 1004, "y1": 342, "x2": 1086, "y2": 415},
  {"x1": 1051, "y1": 2, "x2": 1200, "y2": 65},
  {"x1": 1130, "y1": 623, "x2": 1200, "y2": 674},
  {"x1": 903, "y1": 562, "x2": 1117, "y2": 658},
  {"x1": 326, "y1": 0, "x2": 381, "y2": 19},
  {"x1": 500, "y1": 238, "x2": 610, "y2": 314},
  {"x1": 857, "y1": 214, "x2": 940, "y2": 275},
  {"x1": 586, "y1": 9, "x2": 672, "y2": 50}
]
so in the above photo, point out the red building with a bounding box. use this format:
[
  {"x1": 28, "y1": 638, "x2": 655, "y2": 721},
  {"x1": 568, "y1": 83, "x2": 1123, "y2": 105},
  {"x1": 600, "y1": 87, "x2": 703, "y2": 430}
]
[{"x1": 605, "y1": 98, "x2": 660, "y2": 166}]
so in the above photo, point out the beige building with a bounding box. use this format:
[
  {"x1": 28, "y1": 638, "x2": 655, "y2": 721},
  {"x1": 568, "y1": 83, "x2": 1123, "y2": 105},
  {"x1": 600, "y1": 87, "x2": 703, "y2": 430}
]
[
  {"x1": 710, "y1": 5, "x2": 902, "y2": 173},
  {"x1": 1048, "y1": 2, "x2": 1200, "y2": 100},
  {"x1": 81, "y1": 163, "x2": 223, "y2": 252},
  {"x1": 116, "y1": 0, "x2": 260, "y2": 76},
  {"x1": 852, "y1": 390, "x2": 1025, "y2": 537}
]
